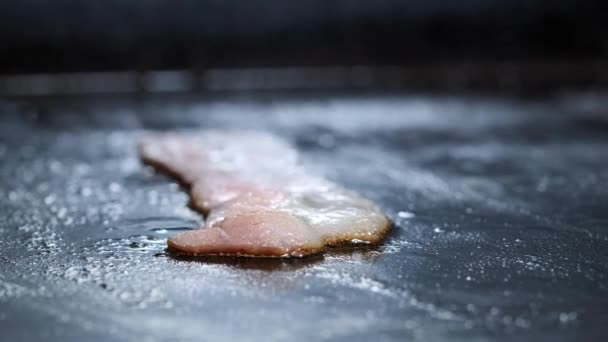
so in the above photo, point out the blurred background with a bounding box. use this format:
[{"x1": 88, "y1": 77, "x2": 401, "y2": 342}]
[{"x1": 0, "y1": 0, "x2": 606, "y2": 95}]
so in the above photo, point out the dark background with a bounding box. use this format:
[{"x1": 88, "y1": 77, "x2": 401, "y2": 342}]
[{"x1": 0, "y1": 0, "x2": 605, "y2": 73}]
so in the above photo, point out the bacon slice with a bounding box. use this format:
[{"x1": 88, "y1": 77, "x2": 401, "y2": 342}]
[{"x1": 139, "y1": 131, "x2": 390, "y2": 257}]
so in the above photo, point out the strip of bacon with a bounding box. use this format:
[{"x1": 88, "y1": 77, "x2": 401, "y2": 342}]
[{"x1": 139, "y1": 131, "x2": 390, "y2": 257}]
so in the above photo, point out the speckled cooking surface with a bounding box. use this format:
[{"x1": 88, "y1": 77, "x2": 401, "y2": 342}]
[{"x1": 0, "y1": 92, "x2": 607, "y2": 341}]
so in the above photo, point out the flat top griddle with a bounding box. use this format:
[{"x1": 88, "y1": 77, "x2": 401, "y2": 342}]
[{"x1": 0, "y1": 91, "x2": 607, "y2": 341}]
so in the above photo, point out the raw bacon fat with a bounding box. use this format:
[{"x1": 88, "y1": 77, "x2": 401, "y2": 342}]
[{"x1": 139, "y1": 131, "x2": 390, "y2": 257}]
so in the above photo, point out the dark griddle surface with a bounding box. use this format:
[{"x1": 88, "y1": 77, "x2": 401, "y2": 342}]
[{"x1": 0, "y1": 92, "x2": 607, "y2": 341}]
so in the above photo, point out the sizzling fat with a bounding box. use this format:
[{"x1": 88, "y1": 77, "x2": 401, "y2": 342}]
[{"x1": 139, "y1": 131, "x2": 389, "y2": 257}]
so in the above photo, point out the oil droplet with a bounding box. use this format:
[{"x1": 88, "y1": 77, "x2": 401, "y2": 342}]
[
  {"x1": 397, "y1": 211, "x2": 415, "y2": 219},
  {"x1": 81, "y1": 187, "x2": 92, "y2": 197},
  {"x1": 8, "y1": 191, "x2": 18, "y2": 201},
  {"x1": 559, "y1": 312, "x2": 577, "y2": 324},
  {"x1": 57, "y1": 207, "x2": 67, "y2": 219},
  {"x1": 44, "y1": 195, "x2": 56, "y2": 205},
  {"x1": 109, "y1": 183, "x2": 122, "y2": 193},
  {"x1": 350, "y1": 239, "x2": 371, "y2": 244}
]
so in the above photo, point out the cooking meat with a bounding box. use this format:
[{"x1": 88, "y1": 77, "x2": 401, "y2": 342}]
[{"x1": 139, "y1": 131, "x2": 390, "y2": 257}]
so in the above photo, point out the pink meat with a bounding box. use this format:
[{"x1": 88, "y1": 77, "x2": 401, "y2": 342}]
[{"x1": 139, "y1": 131, "x2": 389, "y2": 257}]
